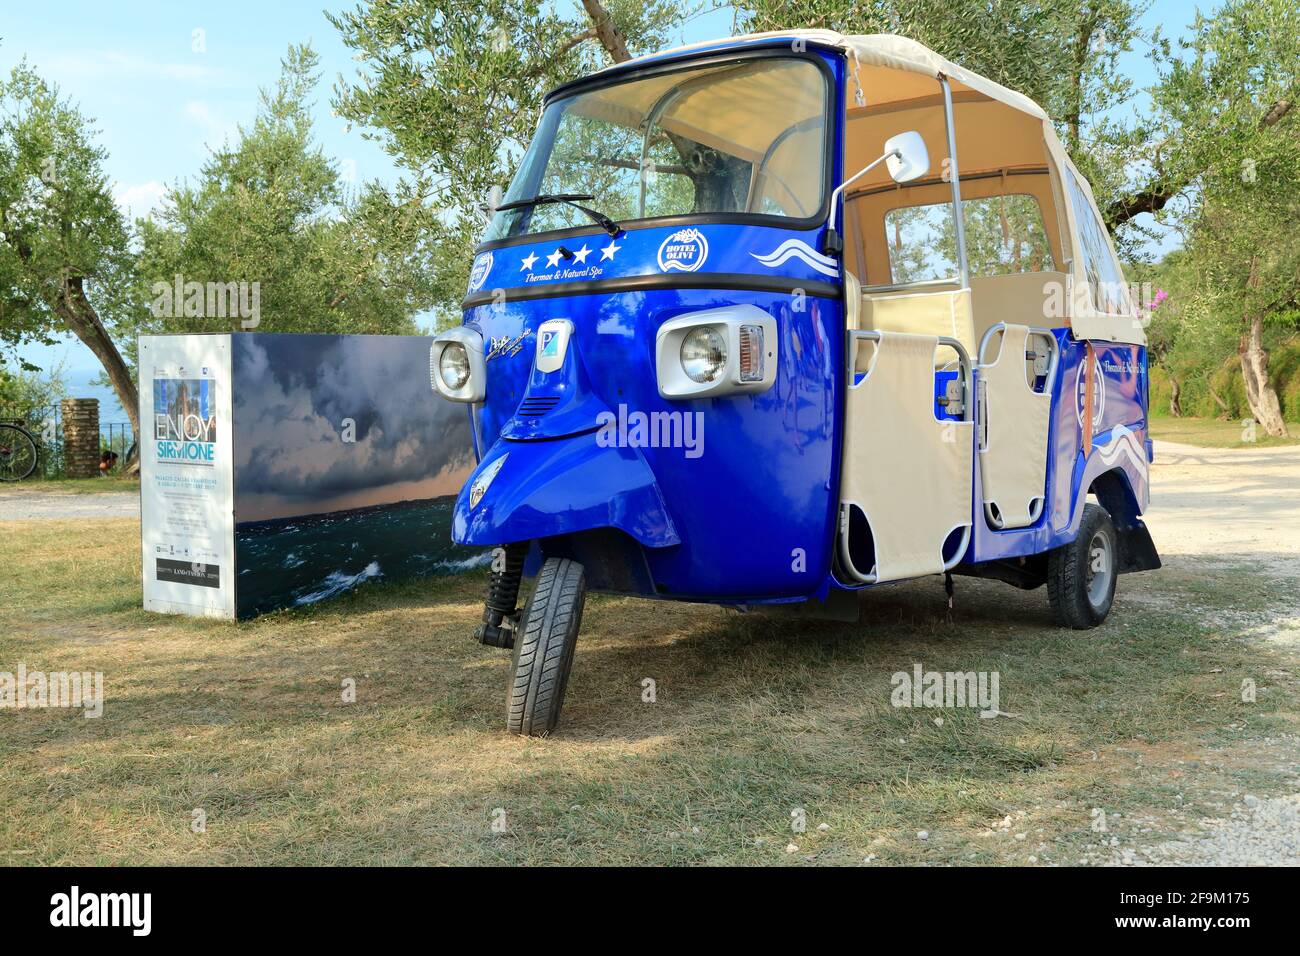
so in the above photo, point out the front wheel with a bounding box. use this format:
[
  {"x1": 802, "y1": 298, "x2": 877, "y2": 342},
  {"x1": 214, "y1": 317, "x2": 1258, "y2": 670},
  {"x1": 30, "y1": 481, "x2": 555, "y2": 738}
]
[
  {"x1": 1048, "y1": 503, "x2": 1117, "y2": 629},
  {"x1": 507, "y1": 557, "x2": 586, "y2": 736},
  {"x1": 0, "y1": 424, "x2": 39, "y2": 482}
]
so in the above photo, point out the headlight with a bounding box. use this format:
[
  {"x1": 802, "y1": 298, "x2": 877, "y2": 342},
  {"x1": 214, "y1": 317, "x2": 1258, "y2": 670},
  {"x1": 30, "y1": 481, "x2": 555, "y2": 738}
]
[
  {"x1": 439, "y1": 342, "x2": 471, "y2": 391},
  {"x1": 429, "y1": 329, "x2": 485, "y2": 403},
  {"x1": 654, "y1": 306, "x2": 777, "y2": 399},
  {"x1": 680, "y1": 327, "x2": 726, "y2": 384}
]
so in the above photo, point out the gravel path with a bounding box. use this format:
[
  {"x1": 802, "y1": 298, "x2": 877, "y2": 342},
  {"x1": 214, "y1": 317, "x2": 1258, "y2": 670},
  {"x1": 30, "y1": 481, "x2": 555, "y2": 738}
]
[
  {"x1": 0, "y1": 490, "x2": 138, "y2": 521},
  {"x1": 1102, "y1": 440, "x2": 1300, "y2": 867},
  {"x1": 1140, "y1": 795, "x2": 1300, "y2": 866},
  {"x1": 1093, "y1": 783, "x2": 1300, "y2": 867},
  {"x1": 1148, "y1": 439, "x2": 1300, "y2": 570}
]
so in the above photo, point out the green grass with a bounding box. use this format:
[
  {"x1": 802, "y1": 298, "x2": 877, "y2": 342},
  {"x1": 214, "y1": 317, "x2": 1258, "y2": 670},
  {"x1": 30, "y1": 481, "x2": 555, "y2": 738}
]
[
  {"x1": 1150, "y1": 415, "x2": 1299, "y2": 448},
  {"x1": 0, "y1": 518, "x2": 1296, "y2": 865},
  {"x1": 1, "y1": 476, "x2": 140, "y2": 495}
]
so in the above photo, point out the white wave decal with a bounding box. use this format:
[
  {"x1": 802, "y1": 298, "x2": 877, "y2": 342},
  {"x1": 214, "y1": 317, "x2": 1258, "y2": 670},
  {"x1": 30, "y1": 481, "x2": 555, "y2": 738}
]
[
  {"x1": 1095, "y1": 424, "x2": 1148, "y2": 478},
  {"x1": 750, "y1": 239, "x2": 839, "y2": 278}
]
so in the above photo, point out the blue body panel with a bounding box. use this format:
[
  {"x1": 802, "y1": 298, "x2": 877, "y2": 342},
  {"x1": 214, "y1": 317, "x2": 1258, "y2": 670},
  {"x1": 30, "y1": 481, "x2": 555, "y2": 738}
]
[
  {"x1": 453, "y1": 432, "x2": 681, "y2": 549},
  {"x1": 456, "y1": 285, "x2": 845, "y2": 601},
  {"x1": 465, "y1": 221, "x2": 843, "y2": 301},
  {"x1": 965, "y1": 334, "x2": 1150, "y2": 565}
]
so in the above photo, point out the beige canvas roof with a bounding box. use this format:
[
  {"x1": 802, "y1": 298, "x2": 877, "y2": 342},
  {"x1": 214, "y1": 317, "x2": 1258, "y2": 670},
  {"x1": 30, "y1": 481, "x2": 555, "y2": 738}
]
[
  {"x1": 607, "y1": 30, "x2": 1049, "y2": 120},
  {"x1": 607, "y1": 31, "x2": 1080, "y2": 212}
]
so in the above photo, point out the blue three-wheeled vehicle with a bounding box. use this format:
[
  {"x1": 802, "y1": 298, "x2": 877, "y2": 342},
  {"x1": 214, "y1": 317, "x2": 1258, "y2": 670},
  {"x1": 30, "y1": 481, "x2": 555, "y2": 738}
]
[{"x1": 430, "y1": 30, "x2": 1161, "y2": 735}]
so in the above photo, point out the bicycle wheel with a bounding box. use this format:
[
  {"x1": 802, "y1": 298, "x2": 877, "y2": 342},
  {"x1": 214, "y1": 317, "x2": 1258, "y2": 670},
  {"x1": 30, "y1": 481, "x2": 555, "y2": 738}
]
[{"x1": 0, "y1": 424, "x2": 39, "y2": 481}]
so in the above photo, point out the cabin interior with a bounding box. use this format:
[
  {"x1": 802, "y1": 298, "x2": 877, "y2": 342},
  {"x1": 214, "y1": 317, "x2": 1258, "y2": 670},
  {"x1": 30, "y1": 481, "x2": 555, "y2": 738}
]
[{"x1": 840, "y1": 60, "x2": 1071, "y2": 362}]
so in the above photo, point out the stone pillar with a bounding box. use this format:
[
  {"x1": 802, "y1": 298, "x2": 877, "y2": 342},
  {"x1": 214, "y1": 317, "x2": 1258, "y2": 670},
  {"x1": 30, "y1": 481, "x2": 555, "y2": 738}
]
[{"x1": 61, "y1": 398, "x2": 100, "y2": 478}]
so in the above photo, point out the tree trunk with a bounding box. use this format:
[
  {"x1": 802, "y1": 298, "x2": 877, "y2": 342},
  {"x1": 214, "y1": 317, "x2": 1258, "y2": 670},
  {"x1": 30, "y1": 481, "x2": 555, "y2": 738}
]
[
  {"x1": 1166, "y1": 370, "x2": 1182, "y2": 417},
  {"x1": 56, "y1": 277, "x2": 142, "y2": 469},
  {"x1": 1207, "y1": 384, "x2": 1230, "y2": 419},
  {"x1": 1239, "y1": 314, "x2": 1288, "y2": 437},
  {"x1": 1066, "y1": 20, "x2": 1091, "y2": 154},
  {"x1": 580, "y1": 0, "x2": 631, "y2": 62}
]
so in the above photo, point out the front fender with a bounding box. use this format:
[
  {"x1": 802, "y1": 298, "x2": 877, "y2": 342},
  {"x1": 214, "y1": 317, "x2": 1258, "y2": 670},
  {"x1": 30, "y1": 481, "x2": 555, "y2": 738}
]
[{"x1": 452, "y1": 433, "x2": 681, "y2": 549}]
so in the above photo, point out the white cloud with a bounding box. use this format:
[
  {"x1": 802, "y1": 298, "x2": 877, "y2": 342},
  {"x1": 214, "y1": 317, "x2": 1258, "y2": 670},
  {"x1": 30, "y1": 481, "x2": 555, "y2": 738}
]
[
  {"x1": 113, "y1": 180, "x2": 168, "y2": 223},
  {"x1": 183, "y1": 100, "x2": 239, "y2": 149},
  {"x1": 38, "y1": 51, "x2": 239, "y2": 88}
]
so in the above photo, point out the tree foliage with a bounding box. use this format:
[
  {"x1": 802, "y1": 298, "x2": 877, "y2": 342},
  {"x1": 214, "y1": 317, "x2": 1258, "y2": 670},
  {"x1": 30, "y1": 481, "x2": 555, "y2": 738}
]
[
  {"x1": 0, "y1": 357, "x2": 65, "y2": 410},
  {"x1": 1140, "y1": 0, "x2": 1299, "y2": 434},
  {"x1": 137, "y1": 45, "x2": 440, "y2": 338},
  {"x1": 327, "y1": 0, "x2": 695, "y2": 317},
  {"x1": 0, "y1": 59, "x2": 141, "y2": 435}
]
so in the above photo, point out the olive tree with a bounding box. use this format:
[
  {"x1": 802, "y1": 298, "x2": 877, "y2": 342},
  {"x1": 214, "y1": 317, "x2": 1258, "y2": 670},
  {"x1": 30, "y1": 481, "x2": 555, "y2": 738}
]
[
  {"x1": 327, "y1": 0, "x2": 695, "y2": 317},
  {"x1": 1146, "y1": 0, "x2": 1299, "y2": 436},
  {"x1": 136, "y1": 45, "x2": 443, "y2": 339},
  {"x1": 0, "y1": 61, "x2": 141, "y2": 442}
]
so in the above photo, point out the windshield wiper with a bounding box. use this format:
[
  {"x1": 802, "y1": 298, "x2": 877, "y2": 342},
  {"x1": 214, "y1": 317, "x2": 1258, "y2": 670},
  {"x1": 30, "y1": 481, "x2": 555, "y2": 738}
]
[{"x1": 495, "y1": 193, "x2": 621, "y2": 237}]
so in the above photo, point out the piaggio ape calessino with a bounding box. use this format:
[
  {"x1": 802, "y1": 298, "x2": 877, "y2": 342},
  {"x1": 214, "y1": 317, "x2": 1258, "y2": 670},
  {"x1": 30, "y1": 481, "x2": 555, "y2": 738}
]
[{"x1": 430, "y1": 31, "x2": 1161, "y2": 735}]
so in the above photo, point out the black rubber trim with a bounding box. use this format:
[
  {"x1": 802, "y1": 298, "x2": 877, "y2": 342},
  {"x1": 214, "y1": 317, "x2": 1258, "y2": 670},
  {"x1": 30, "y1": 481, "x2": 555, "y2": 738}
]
[
  {"x1": 461, "y1": 272, "x2": 841, "y2": 310},
  {"x1": 545, "y1": 40, "x2": 828, "y2": 104}
]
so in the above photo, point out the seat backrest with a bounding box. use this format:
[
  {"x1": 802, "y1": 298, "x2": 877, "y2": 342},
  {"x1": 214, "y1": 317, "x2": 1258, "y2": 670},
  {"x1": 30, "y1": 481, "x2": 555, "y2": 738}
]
[
  {"x1": 860, "y1": 288, "x2": 975, "y2": 357},
  {"x1": 968, "y1": 271, "x2": 1068, "y2": 344},
  {"x1": 844, "y1": 269, "x2": 863, "y2": 330},
  {"x1": 840, "y1": 330, "x2": 974, "y2": 583}
]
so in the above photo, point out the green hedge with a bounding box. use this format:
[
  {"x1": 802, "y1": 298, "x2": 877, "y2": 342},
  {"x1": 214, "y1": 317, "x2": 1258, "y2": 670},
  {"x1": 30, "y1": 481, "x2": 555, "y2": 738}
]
[{"x1": 1150, "y1": 340, "x2": 1300, "y2": 422}]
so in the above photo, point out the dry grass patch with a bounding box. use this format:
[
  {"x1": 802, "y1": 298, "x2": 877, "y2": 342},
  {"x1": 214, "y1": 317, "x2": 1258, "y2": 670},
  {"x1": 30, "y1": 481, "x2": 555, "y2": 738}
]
[
  {"x1": 1, "y1": 518, "x2": 1297, "y2": 865},
  {"x1": 1151, "y1": 416, "x2": 1298, "y2": 448}
]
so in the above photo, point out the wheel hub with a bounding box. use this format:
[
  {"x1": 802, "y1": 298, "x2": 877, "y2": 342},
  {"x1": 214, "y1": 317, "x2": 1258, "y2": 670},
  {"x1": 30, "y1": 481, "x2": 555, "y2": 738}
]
[{"x1": 1085, "y1": 529, "x2": 1114, "y2": 608}]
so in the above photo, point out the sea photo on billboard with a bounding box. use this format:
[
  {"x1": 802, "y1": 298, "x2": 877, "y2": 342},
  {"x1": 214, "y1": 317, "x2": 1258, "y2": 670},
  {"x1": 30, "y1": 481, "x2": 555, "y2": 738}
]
[{"x1": 230, "y1": 334, "x2": 482, "y2": 618}]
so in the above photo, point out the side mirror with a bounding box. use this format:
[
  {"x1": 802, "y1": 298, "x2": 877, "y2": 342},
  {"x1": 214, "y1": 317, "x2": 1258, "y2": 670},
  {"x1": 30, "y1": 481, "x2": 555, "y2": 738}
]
[
  {"x1": 823, "y1": 130, "x2": 932, "y2": 257},
  {"x1": 884, "y1": 131, "x2": 929, "y2": 184}
]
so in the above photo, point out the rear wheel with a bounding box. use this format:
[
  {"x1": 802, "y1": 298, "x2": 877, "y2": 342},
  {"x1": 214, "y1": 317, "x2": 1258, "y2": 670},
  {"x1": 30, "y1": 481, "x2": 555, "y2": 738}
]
[
  {"x1": 1048, "y1": 502, "x2": 1117, "y2": 629},
  {"x1": 507, "y1": 557, "x2": 586, "y2": 736}
]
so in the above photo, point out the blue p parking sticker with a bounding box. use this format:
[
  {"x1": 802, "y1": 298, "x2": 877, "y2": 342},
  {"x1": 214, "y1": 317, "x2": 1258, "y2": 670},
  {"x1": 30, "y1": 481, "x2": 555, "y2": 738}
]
[{"x1": 535, "y1": 319, "x2": 573, "y2": 373}]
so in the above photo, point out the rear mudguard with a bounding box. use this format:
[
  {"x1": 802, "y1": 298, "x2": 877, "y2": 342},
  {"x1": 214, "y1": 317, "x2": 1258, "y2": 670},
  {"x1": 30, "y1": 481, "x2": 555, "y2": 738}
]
[{"x1": 451, "y1": 432, "x2": 681, "y2": 549}]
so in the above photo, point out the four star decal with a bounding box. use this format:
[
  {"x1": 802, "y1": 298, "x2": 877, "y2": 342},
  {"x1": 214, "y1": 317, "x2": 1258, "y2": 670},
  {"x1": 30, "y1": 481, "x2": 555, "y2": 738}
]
[{"x1": 520, "y1": 240, "x2": 619, "y2": 273}]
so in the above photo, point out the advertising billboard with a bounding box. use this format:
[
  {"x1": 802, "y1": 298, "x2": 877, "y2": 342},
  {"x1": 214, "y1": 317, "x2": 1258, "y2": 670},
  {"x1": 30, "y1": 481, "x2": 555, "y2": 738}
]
[
  {"x1": 139, "y1": 335, "x2": 237, "y2": 618},
  {"x1": 139, "y1": 333, "x2": 479, "y2": 620}
]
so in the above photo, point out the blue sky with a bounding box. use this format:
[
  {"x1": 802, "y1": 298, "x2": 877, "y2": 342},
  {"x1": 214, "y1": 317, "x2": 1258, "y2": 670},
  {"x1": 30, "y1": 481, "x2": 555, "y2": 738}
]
[{"x1": 2, "y1": 0, "x2": 1197, "y2": 419}]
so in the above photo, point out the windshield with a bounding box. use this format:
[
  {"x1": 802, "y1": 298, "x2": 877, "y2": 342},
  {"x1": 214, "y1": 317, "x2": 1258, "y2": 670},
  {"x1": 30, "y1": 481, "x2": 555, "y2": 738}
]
[{"x1": 483, "y1": 56, "x2": 829, "y2": 242}]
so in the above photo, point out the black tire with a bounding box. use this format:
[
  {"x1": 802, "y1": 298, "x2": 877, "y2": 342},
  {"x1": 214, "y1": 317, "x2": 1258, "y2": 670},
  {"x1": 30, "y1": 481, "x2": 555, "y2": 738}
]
[
  {"x1": 1048, "y1": 502, "x2": 1117, "y2": 629},
  {"x1": 507, "y1": 557, "x2": 586, "y2": 736},
  {"x1": 0, "y1": 424, "x2": 39, "y2": 482}
]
